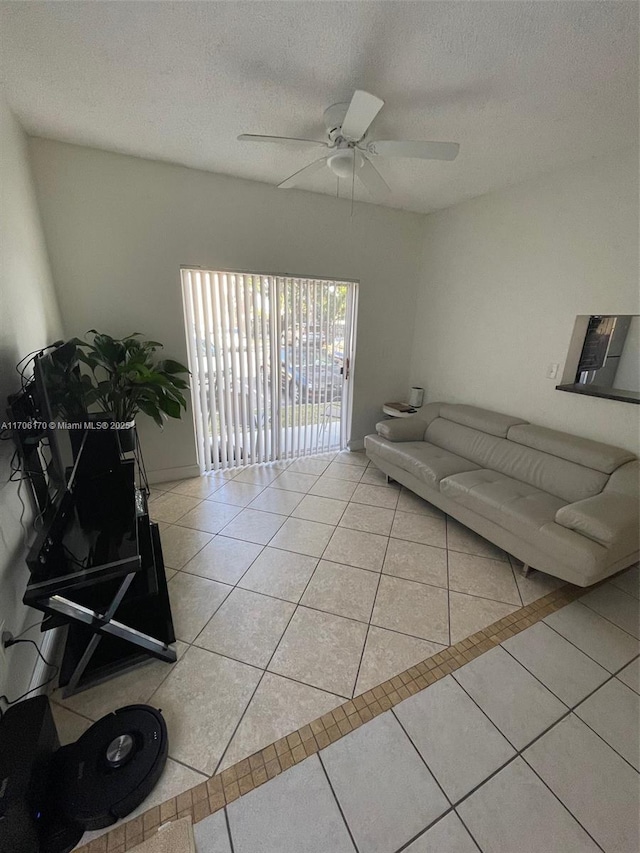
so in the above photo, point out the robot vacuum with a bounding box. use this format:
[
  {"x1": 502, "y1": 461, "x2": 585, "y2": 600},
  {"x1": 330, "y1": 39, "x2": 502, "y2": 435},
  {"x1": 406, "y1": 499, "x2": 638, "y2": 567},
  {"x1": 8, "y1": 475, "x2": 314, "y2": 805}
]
[{"x1": 54, "y1": 704, "x2": 168, "y2": 831}]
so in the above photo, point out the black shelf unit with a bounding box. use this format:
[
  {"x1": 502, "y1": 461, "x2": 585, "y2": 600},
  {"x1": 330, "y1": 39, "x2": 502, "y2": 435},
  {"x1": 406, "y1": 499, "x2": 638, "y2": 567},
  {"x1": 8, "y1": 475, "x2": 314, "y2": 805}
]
[
  {"x1": 56, "y1": 520, "x2": 175, "y2": 693},
  {"x1": 23, "y1": 428, "x2": 176, "y2": 697}
]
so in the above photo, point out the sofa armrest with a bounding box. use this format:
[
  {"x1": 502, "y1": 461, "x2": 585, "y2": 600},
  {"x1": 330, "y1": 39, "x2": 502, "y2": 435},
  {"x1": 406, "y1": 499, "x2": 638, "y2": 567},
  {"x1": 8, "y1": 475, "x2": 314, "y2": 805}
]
[
  {"x1": 555, "y1": 493, "x2": 640, "y2": 548},
  {"x1": 375, "y1": 418, "x2": 428, "y2": 442}
]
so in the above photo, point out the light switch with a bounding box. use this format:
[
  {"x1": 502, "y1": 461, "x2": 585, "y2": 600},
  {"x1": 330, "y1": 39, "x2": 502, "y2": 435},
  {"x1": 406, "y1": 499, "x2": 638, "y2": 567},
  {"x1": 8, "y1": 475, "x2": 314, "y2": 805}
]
[{"x1": 546, "y1": 363, "x2": 559, "y2": 380}]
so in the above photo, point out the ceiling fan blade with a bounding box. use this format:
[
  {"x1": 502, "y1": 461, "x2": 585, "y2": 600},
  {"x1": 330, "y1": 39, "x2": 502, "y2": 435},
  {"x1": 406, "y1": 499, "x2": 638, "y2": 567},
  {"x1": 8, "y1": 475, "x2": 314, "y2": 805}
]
[
  {"x1": 341, "y1": 90, "x2": 384, "y2": 141},
  {"x1": 356, "y1": 157, "x2": 390, "y2": 198},
  {"x1": 238, "y1": 134, "x2": 327, "y2": 147},
  {"x1": 277, "y1": 156, "x2": 328, "y2": 189},
  {"x1": 367, "y1": 140, "x2": 460, "y2": 161}
]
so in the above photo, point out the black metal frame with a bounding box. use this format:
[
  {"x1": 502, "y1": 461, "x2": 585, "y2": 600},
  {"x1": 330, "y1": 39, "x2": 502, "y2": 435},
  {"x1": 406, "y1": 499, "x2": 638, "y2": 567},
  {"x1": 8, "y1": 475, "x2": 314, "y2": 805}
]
[{"x1": 19, "y1": 423, "x2": 176, "y2": 697}]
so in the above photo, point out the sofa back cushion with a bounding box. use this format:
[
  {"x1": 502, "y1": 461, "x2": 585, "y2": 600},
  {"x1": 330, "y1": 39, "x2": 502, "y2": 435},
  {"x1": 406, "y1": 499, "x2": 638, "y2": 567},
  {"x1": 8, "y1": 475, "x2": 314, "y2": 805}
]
[
  {"x1": 438, "y1": 404, "x2": 527, "y2": 437},
  {"x1": 507, "y1": 424, "x2": 635, "y2": 474},
  {"x1": 426, "y1": 418, "x2": 609, "y2": 503},
  {"x1": 604, "y1": 460, "x2": 640, "y2": 497}
]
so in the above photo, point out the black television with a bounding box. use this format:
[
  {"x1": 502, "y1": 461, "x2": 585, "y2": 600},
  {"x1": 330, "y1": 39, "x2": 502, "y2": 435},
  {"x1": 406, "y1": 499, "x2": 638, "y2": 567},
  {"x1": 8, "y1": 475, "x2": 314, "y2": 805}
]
[{"x1": 33, "y1": 344, "x2": 86, "y2": 493}]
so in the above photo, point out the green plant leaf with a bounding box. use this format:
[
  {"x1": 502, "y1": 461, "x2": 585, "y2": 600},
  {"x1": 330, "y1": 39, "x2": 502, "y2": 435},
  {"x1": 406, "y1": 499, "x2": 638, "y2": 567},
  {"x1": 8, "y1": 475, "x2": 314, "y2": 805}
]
[
  {"x1": 157, "y1": 394, "x2": 181, "y2": 419},
  {"x1": 75, "y1": 350, "x2": 99, "y2": 369},
  {"x1": 138, "y1": 400, "x2": 165, "y2": 427},
  {"x1": 166, "y1": 376, "x2": 190, "y2": 390},
  {"x1": 156, "y1": 358, "x2": 190, "y2": 375},
  {"x1": 61, "y1": 330, "x2": 190, "y2": 428}
]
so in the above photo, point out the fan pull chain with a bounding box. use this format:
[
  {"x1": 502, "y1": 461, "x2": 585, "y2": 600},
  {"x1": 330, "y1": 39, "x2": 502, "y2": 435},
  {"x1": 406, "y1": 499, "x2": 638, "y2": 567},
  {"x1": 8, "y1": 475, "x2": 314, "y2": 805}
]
[{"x1": 350, "y1": 153, "x2": 355, "y2": 219}]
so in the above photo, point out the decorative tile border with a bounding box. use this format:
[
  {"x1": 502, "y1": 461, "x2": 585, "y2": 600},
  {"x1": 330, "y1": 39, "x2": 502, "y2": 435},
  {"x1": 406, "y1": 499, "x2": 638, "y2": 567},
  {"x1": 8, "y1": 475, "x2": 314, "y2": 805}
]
[{"x1": 78, "y1": 582, "x2": 585, "y2": 853}]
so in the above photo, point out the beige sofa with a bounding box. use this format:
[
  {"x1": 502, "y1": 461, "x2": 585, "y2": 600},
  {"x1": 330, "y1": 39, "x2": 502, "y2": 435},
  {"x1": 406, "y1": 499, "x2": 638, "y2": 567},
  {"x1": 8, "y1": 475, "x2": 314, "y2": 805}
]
[{"x1": 365, "y1": 403, "x2": 639, "y2": 587}]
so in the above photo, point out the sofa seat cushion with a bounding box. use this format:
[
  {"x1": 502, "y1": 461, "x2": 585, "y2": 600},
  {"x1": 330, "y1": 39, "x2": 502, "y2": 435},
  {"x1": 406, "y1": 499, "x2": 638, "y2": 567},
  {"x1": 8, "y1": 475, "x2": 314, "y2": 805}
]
[
  {"x1": 441, "y1": 469, "x2": 607, "y2": 576},
  {"x1": 365, "y1": 434, "x2": 480, "y2": 489},
  {"x1": 440, "y1": 469, "x2": 568, "y2": 531}
]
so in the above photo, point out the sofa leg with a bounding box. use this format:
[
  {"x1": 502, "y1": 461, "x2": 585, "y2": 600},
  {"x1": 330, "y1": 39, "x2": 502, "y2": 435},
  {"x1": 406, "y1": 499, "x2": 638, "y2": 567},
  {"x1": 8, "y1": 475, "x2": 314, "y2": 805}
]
[
  {"x1": 386, "y1": 474, "x2": 395, "y2": 485},
  {"x1": 521, "y1": 564, "x2": 533, "y2": 579}
]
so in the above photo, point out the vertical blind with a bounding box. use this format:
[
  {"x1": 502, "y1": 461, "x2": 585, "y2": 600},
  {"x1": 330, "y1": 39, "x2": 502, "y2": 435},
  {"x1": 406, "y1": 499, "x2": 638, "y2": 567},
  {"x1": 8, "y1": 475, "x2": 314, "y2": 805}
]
[{"x1": 181, "y1": 269, "x2": 357, "y2": 472}]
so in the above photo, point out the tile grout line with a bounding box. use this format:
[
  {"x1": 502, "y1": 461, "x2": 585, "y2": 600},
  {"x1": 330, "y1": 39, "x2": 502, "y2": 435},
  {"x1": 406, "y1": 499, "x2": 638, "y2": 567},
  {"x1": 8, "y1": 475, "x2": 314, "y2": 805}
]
[
  {"x1": 223, "y1": 805, "x2": 236, "y2": 853},
  {"x1": 543, "y1": 603, "x2": 640, "y2": 660},
  {"x1": 614, "y1": 651, "x2": 640, "y2": 693},
  {"x1": 161, "y1": 753, "x2": 210, "y2": 779},
  {"x1": 438, "y1": 661, "x2": 630, "y2": 849},
  {"x1": 571, "y1": 702, "x2": 640, "y2": 775},
  {"x1": 445, "y1": 515, "x2": 451, "y2": 646},
  {"x1": 75, "y1": 492, "x2": 635, "y2": 851},
  {"x1": 209, "y1": 662, "x2": 268, "y2": 776},
  {"x1": 388, "y1": 810, "x2": 457, "y2": 853},
  {"x1": 165, "y1": 471, "x2": 469, "y2": 707},
  {"x1": 605, "y1": 577, "x2": 640, "y2": 602},
  {"x1": 448, "y1": 614, "x2": 639, "y2": 777},
  {"x1": 452, "y1": 666, "x2": 573, "y2": 754},
  {"x1": 498, "y1": 638, "x2": 638, "y2": 716},
  {"x1": 191, "y1": 537, "x2": 298, "y2": 771},
  {"x1": 519, "y1": 750, "x2": 607, "y2": 853},
  {"x1": 391, "y1": 709, "x2": 454, "y2": 807},
  {"x1": 448, "y1": 810, "x2": 484, "y2": 853},
  {"x1": 349, "y1": 527, "x2": 392, "y2": 698},
  {"x1": 187, "y1": 610, "x2": 444, "y2": 677},
  {"x1": 317, "y1": 753, "x2": 361, "y2": 853},
  {"x1": 399, "y1": 673, "x2": 528, "y2": 800},
  {"x1": 185, "y1": 636, "x2": 351, "y2": 701},
  {"x1": 577, "y1": 597, "x2": 640, "y2": 640},
  {"x1": 75, "y1": 584, "x2": 585, "y2": 850},
  {"x1": 211, "y1": 544, "x2": 325, "y2": 775},
  {"x1": 509, "y1": 553, "x2": 526, "y2": 608},
  {"x1": 163, "y1": 527, "x2": 217, "y2": 573},
  {"x1": 174, "y1": 551, "x2": 525, "y2": 611}
]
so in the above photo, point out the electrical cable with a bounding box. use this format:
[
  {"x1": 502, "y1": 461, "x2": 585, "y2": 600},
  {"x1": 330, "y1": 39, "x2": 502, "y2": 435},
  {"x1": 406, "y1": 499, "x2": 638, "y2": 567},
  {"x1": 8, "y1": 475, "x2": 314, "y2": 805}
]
[
  {"x1": 15, "y1": 347, "x2": 44, "y2": 373},
  {"x1": 63, "y1": 543, "x2": 89, "y2": 569},
  {"x1": 16, "y1": 341, "x2": 64, "y2": 373},
  {"x1": 18, "y1": 354, "x2": 38, "y2": 395},
  {"x1": 15, "y1": 475, "x2": 31, "y2": 548},
  {"x1": 10, "y1": 619, "x2": 45, "y2": 641},
  {"x1": 14, "y1": 341, "x2": 64, "y2": 391},
  {"x1": 0, "y1": 638, "x2": 59, "y2": 722},
  {"x1": 32, "y1": 496, "x2": 53, "y2": 531}
]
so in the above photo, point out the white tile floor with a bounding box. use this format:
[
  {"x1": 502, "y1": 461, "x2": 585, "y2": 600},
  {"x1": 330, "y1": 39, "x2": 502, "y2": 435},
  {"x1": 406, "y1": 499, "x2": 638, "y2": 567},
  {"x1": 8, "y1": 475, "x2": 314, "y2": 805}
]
[
  {"x1": 52, "y1": 450, "x2": 633, "y2": 850},
  {"x1": 193, "y1": 566, "x2": 640, "y2": 853}
]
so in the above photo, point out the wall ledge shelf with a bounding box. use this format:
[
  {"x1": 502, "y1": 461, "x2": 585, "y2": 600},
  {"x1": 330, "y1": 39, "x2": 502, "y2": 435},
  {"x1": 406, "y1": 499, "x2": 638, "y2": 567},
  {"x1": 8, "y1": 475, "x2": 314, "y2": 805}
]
[{"x1": 555, "y1": 383, "x2": 640, "y2": 405}]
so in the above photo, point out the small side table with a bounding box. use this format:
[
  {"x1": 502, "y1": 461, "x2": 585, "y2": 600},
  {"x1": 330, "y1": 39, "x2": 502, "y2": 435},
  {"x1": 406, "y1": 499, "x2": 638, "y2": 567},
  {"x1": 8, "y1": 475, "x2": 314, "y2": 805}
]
[{"x1": 382, "y1": 404, "x2": 421, "y2": 418}]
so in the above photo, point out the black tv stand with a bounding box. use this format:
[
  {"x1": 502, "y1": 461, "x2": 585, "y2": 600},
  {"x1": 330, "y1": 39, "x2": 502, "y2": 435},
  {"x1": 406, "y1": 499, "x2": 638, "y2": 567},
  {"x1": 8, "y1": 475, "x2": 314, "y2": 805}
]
[{"x1": 24, "y1": 429, "x2": 176, "y2": 698}]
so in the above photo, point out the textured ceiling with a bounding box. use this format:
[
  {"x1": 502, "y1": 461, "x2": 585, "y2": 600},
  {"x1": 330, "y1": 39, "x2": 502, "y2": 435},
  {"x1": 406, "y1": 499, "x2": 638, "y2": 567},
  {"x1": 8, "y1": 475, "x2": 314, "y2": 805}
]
[{"x1": 0, "y1": 1, "x2": 637, "y2": 214}]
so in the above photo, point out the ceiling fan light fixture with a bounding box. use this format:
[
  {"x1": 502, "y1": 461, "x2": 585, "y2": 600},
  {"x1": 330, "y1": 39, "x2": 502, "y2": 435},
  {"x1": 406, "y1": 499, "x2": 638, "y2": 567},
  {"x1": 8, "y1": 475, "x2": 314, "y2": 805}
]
[
  {"x1": 241, "y1": 89, "x2": 460, "y2": 196},
  {"x1": 327, "y1": 148, "x2": 362, "y2": 179}
]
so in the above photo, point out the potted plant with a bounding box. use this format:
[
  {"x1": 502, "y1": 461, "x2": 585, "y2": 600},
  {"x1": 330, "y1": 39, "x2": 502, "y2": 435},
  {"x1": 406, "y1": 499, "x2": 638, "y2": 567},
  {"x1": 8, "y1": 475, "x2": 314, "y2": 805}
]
[
  {"x1": 73, "y1": 331, "x2": 190, "y2": 450},
  {"x1": 38, "y1": 340, "x2": 98, "y2": 423},
  {"x1": 36, "y1": 340, "x2": 102, "y2": 457}
]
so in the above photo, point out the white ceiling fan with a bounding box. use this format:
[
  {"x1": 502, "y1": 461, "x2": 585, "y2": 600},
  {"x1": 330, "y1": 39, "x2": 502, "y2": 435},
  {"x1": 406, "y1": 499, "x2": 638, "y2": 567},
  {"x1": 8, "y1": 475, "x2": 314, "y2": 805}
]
[{"x1": 238, "y1": 90, "x2": 459, "y2": 201}]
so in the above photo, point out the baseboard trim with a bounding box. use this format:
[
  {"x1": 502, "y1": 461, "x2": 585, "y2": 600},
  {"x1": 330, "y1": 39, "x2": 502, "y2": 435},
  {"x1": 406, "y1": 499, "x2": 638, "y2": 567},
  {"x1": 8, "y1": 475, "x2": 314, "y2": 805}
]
[
  {"x1": 147, "y1": 464, "x2": 201, "y2": 485},
  {"x1": 347, "y1": 438, "x2": 365, "y2": 451}
]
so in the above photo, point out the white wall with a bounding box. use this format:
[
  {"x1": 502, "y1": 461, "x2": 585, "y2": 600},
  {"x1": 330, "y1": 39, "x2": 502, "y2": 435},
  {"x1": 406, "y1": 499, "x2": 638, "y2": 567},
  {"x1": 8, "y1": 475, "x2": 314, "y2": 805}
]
[
  {"x1": 411, "y1": 148, "x2": 640, "y2": 453},
  {"x1": 0, "y1": 95, "x2": 63, "y2": 703},
  {"x1": 27, "y1": 138, "x2": 639, "y2": 472},
  {"x1": 29, "y1": 139, "x2": 425, "y2": 478}
]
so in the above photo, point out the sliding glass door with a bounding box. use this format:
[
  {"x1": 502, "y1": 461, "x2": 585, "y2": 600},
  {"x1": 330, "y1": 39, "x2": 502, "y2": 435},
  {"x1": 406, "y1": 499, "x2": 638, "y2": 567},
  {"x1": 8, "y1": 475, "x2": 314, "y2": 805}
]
[{"x1": 181, "y1": 269, "x2": 358, "y2": 471}]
